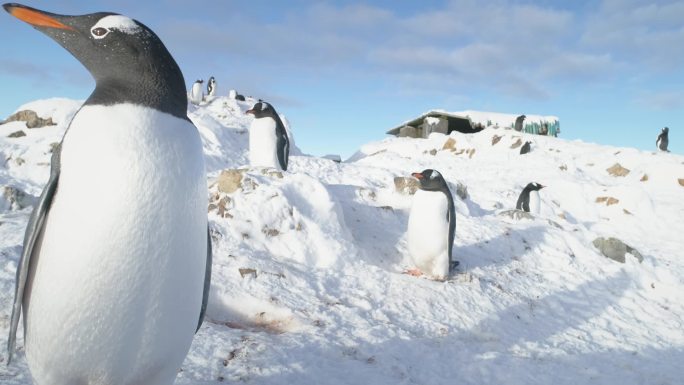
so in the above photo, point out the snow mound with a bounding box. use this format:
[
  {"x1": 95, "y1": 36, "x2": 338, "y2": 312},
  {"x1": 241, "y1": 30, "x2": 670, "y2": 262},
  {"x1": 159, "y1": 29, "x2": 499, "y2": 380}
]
[{"x1": 1, "y1": 97, "x2": 683, "y2": 385}]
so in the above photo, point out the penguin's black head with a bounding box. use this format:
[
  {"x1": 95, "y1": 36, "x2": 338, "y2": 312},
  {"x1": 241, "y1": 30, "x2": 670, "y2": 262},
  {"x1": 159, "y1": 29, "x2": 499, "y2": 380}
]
[
  {"x1": 246, "y1": 101, "x2": 277, "y2": 119},
  {"x1": 412, "y1": 169, "x2": 448, "y2": 191},
  {"x1": 525, "y1": 182, "x2": 545, "y2": 191},
  {"x1": 663, "y1": 127, "x2": 669, "y2": 134},
  {"x1": 4, "y1": 3, "x2": 188, "y2": 119},
  {"x1": 209, "y1": 76, "x2": 215, "y2": 83},
  {"x1": 196, "y1": 79, "x2": 204, "y2": 84}
]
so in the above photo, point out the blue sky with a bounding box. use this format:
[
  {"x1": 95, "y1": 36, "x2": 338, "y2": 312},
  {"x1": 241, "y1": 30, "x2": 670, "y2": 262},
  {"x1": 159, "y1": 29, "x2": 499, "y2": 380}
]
[{"x1": 1, "y1": 0, "x2": 682, "y2": 157}]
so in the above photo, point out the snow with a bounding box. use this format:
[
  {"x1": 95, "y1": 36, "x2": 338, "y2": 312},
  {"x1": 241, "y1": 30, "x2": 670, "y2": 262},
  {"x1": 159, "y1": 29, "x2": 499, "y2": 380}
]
[{"x1": 1, "y1": 96, "x2": 683, "y2": 384}]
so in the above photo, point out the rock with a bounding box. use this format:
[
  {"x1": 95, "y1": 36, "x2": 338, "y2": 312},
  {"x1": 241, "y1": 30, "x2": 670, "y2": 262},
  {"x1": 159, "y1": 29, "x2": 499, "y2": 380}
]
[
  {"x1": 498, "y1": 209, "x2": 534, "y2": 220},
  {"x1": 678, "y1": 178, "x2": 684, "y2": 187},
  {"x1": 429, "y1": 149, "x2": 437, "y2": 156},
  {"x1": 7, "y1": 130, "x2": 26, "y2": 138},
  {"x1": 394, "y1": 176, "x2": 419, "y2": 195},
  {"x1": 491, "y1": 135, "x2": 502, "y2": 145},
  {"x1": 640, "y1": 174, "x2": 648, "y2": 182},
  {"x1": 260, "y1": 169, "x2": 283, "y2": 179},
  {"x1": 442, "y1": 138, "x2": 457, "y2": 151},
  {"x1": 606, "y1": 163, "x2": 630, "y2": 177},
  {"x1": 510, "y1": 138, "x2": 522, "y2": 149},
  {"x1": 208, "y1": 192, "x2": 232, "y2": 218},
  {"x1": 455, "y1": 182, "x2": 468, "y2": 200},
  {"x1": 596, "y1": 196, "x2": 619, "y2": 206},
  {"x1": 623, "y1": 209, "x2": 632, "y2": 215},
  {"x1": 467, "y1": 148, "x2": 476, "y2": 158},
  {"x1": 238, "y1": 268, "x2": 257, "y2": 278},
  {"x1": 559, "y1": 164, "x2": 568, "y2": 171},
  {"x1": 592, "y1": 237, "x2": 643, "y2": 263},
  {"x1": 216, "y1": 169, "x2": 244, "y2": 194},
  {"x1": 262, "y1": 227, "x2": 280, "y2": 237},
  {"x1": 2, "y1": 185, "x2": 34, "y2": 211},
  {"x1": 2, "y1": 110, "x2": 56, "y2": 128}
]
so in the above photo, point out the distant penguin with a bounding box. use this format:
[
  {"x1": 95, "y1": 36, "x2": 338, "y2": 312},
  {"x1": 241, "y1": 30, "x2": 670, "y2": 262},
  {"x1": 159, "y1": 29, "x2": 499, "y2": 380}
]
[
  {"x1": 190, "y1": 79, "x2": 203, "y2": 104},
  {"x1": 3, "y1": 3, "x2": 211, "y2": 385},
  {"x1": 235, "y1": 94, "x2": 245, "y2": 101},
  {"x1": 514, "y1": 114, "x2": 526, "y2": 131},
  {"x1": 407, "y1": 169, "x2": 456, "y2": 280},
  {"x1": 207, "y1": 76, "x2": 216, "y2": 97},
  {"x1": 246, "y1": 101, "x2": 289, "y2": 171},
  {"x1": 520, "y1": 141, "x2": 531, "y2": 155},
  {"x1": 516, "y1": 182, "x2": 545, "y2": 214},
  {"x1": 656, "y1": 127, "x2": 669, "y2": 152}
]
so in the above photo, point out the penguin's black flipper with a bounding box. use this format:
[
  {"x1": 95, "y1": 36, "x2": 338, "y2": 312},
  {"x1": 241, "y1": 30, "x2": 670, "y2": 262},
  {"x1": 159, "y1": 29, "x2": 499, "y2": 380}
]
[
  {"x1": 7, "y1": 144, "x2": 61, "y2": 364},
  {"x1": 445, "y1": 185, "x2": 456, "y2": 272},
  {"x1": 196, "y1": 227, "x2": 213, "y2": 332},
  {"x1": 274, "y1": 113, "x2": 289, "y2": 171}
]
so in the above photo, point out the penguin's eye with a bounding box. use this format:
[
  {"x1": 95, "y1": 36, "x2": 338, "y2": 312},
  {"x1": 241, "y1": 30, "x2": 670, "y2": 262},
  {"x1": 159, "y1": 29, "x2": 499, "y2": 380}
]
[{"x1": 91, "y1": 27, "x2": 110, "y2": 39}]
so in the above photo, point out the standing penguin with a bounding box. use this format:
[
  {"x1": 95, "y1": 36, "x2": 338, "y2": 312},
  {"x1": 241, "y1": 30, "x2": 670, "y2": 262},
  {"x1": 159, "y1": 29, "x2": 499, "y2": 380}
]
[
  {"x1": 406, "y1": 169, "x2": 456, "y2": 280},
  {"x1": 520, "y1": 141, "x2": 532, "y2": 155},
  {"x1": 207, "y1": 76, "x2": 216, "y2": 97},
  {"x1": 4, "y1": 4, "x2": 211, "y2": 385},
  {"x1": 516, "y1": 182, "x2": 545, "y2": 214},
  {"x1": 656, "y1": 127, "x2": 669, "y2": 152},
  {"x1": 190, "y1": 79, "x2": 203, "y2": 104},
  {"x1": 514, "y1": 114, "x2": 526, "y2": 131},
  {"x1": 246, "y1": 101, "x2": 289, "y2": 171}
]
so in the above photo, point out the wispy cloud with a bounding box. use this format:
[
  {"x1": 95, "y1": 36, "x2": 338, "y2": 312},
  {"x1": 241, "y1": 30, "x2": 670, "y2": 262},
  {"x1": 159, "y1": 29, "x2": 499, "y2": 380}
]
[{"x1": 634, "y1": 90, "x2": 684, "y2": 110}]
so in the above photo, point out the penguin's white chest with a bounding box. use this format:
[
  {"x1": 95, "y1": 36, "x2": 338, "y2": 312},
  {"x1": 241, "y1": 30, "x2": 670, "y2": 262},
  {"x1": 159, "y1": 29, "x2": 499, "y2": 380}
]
[
  {"x1": 249, "y1": 117, "x2": 281, "y2": 170},
  {"x1": 407, "y1": 190, "x2": 450, "y2": 278},
  {"x1": 191, "y1": 83, "x2": 202, "y2": 103},
  {"x1": 529, "y1": 190, "x2": 541, "y2": 214},
  {"x1": 24, "y1": 104, "x2": 207, "y2": 385}
]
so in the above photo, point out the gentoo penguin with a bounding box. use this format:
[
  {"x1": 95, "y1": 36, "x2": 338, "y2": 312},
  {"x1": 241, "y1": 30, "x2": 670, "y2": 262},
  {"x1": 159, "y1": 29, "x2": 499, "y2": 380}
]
[
  {"x1": 656, "y1": 127, "x2": 669, "y2": 152},
  {"x1": 406, "y1": 169, "x2": 456, "y2": 280},
  {"x1": 207, "y1": 76, "x2": 216, "y2": 97},
  {"x1": 235, "y1": 93, "x2": 246, "y2": 101},
  {"x1": 190, "y1": 79, "x2": 204, "y2": 104},
  {"x1": 516, "y1": 182, "x2": 545, "y2": 214},
  {"x1": 514, "y1": 114, "x2": 526, "y2": 131},
  {"x1": 520, "y1": 141, "x2": 531, "y2": 154},
  {"x1": 246, "y1": 101, "x2": 289, "y2": 171},
  {"x1": 4, "y1": 4, "x2": 211, "y2": 385}
]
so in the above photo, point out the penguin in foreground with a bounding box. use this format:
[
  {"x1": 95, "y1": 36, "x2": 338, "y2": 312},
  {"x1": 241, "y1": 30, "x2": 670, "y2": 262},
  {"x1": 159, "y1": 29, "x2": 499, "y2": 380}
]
[
  {"x1": 207, "y1": 76, "x2": 216, "y2": 97},
  {"x1": 4, "y1": 4, "x2": 211, "y2": 385},
  {"x1": 406, "y1": 169, "x2": 457, "y2": 281},
  {"x1": 246, "y1": 101, "x2": 289, "y2": 171},
  {"x1": 516, "y1": 182, "x2": 545, "y2": 214},
  {"x1": 520, "y1": 141, "x2": 531, "y2": 155},
  {"x1": 190, "y1": 79, "x2": 203, "y2": 104},
  {"x1": 656, "y1": 127, "x2": 669, "y2": 152}
]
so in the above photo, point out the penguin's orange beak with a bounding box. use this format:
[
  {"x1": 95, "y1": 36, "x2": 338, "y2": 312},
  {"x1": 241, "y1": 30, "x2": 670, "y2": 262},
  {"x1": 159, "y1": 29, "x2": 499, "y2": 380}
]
[
  {"x1": 245, "y1": 109, "x2": 255, "y2": 115},
  {"x1": 3, "y1": 3, "x2": 74, "y2": 30},
  {"x1": 411, "y1": 172, "x2": 424, "y2": 179}
]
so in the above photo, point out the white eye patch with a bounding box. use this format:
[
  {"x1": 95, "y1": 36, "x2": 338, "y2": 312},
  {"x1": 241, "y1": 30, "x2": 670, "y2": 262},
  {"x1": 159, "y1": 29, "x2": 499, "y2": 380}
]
[
  {"x1": 430, "y1": 170, "x2": 441, "y2": 179},
  {"x1": 260, "y1": 102, "x2": 270, "y2": 111},
  {"x1": 91, "y1": 15, "x2": 141, "y2": 39}
]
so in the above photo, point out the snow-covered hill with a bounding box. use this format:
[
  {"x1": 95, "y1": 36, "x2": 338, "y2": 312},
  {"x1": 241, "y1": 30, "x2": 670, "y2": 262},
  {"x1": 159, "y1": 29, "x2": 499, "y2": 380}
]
[{"x1": 1, "y1": 96, "x2": 683, "y2": 384}]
